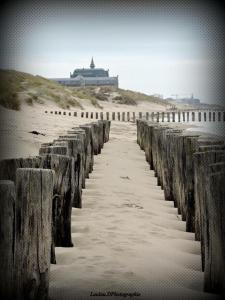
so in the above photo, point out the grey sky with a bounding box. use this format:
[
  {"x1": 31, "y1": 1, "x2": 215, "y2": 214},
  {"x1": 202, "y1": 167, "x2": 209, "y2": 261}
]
[{"x1": 1, "y1": 1, "x2": 223, "y2": 104}]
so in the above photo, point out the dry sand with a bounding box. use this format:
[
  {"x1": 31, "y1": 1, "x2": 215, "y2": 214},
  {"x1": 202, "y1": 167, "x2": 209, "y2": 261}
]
[{"x1": 49, "y1": 122, "x2": 218, "y2": 300}]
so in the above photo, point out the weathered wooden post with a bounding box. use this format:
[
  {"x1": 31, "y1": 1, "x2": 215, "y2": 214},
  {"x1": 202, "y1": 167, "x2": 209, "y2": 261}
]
[
  {"x1": 0, "y1": 180, "x2": 16, "y2": 300},
  {"x1": 117, "y1": 112, "x2": 120, "y2": 121},
  {"x1": 204, "y1": 112, "x2": 207, "y2": 122},
  {"x1": 166, "y1": 112, "x2": 170, "y2": 122},
  {"x1": 156, "y1": 112, "x2": 160, "y2": 122},
  {"x1": 122, "y1": 112, "x2": 125, "y2": 122},
  {"x1": 112, "y1": 112, "x2": 115, "y2": 120},
  {"x1": 192, "y1": 112, "x2": 195, "y2": 122},
  {"x1": 127, "y1": 112, "x2": 130, "y2": 122},
  {"x1": 198, "y1": 112, "x2": 202, "y2": 122},
  {"x1": 96, "y1": 112, "x2": 98, "y2": 119},
  {"x1": 86, "y1": 112, "x2": 89, "y2": 118},
  {"x1": 15, "y1": 168, "x2": 54, "y2": 300},
  {"x1": 209, "y1": 111, "x2": 212, "y2": 121},
  {"x1": 172, "y1": 112, "x2": 175, "y2": 122},
  {"x1": 187, "y1": 111, "x2": 190, "y2": 122}
]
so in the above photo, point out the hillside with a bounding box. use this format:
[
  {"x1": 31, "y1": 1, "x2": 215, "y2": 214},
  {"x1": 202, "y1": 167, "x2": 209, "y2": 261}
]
[{"x1": 0, "y1": 69, "x2": 171, "y2": 111}]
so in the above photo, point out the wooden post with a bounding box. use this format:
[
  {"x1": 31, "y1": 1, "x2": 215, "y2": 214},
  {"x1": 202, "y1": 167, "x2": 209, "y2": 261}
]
[
  {"x1": 172, "y1": 112, "x2": 175, "y2": 122},
  {"x1": 187, "y1": 112, "x2": 190, "y2": 122},
  {"x1": 0, "y1": 180, "x2": 16, "y2": 300},
  {"x1": 204, "y1": 112, "x2": 207, "y2": 122},
  {"x1": 209, "y1": 111, "x2": 212, "y2": 122},
  {"x1": 166, "y1": 112, "x2": 170, "y2": 122},
  {"x1": 156, "y1": 112, "x2": 160, "y2": 122},
  {"x1": 14, "y1": 168, "x2": 54, "y2": 300}
]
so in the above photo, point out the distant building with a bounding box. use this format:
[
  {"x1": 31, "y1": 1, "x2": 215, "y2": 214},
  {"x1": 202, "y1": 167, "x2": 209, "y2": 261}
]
[{"x1": 50, "y1": 58, "x2": 118, "y2": 87}]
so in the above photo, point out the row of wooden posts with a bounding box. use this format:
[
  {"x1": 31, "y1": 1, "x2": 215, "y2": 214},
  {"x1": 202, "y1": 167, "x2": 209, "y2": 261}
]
[
  {"x1": 137, "y1": 119, "x2": 225, "y2": 295},
  {"x1": 0, "y1": 120, "x2": 111, "y2": 300},
  {"x1": 45, "y1": 110, "x2": 225, "y2": 122}
]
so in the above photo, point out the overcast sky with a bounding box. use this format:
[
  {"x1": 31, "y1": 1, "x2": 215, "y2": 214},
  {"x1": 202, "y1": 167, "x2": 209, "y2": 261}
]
[{"x1": 1, "y1": 1, "x2": 224, "y2": 104}]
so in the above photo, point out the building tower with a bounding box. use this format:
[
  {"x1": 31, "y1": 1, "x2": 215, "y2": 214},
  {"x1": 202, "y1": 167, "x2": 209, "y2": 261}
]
[{"x1": 90, "y1": 57, "x2": 95, "y2": 69}]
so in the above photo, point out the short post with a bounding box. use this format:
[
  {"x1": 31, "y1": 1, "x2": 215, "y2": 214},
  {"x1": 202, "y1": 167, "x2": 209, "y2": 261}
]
[
  {"x1": 127, "y1": 112, "x2": 130, "y2": 122},
  {"x1": 172, "y1": 112, "x2": 175, "y2": 122},
  {"x1": 14, "y1": 168, "x2": 54, "y2": 300},
  {"x1": 204, "y1": 112, "x2": 207, "y2": 122},
  {"x1": 156, "y1": 112, "x2": 160, "y2": 122},
  {"x1": 0, "y1": 180, "x2": 16, "y2": 299},
  {"x1": 167, "y1": 112, "x2": 170, "y2": 122}
]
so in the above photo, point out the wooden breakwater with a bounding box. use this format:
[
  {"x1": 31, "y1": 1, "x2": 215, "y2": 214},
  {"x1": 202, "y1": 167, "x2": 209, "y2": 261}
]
[
  {"x1": 44, "y1": 110, "x2": 225, "y2": 123},
  {"x1": 0, "y1": 120, "x2": 110, "y2": 300},
  {"x1": 137, "y1": 119, "x2": 225, "y2": 296}
]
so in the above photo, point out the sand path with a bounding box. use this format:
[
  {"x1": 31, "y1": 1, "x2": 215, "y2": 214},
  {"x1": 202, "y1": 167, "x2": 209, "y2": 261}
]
[{"x1": 49, "y1": 122, "x2": 217, "y2": 300}]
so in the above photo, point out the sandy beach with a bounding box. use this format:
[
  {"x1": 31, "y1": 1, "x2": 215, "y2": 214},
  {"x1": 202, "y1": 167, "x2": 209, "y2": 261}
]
[{"x1": 48, "y1": 121, "x2": 218, "y2": 300}]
